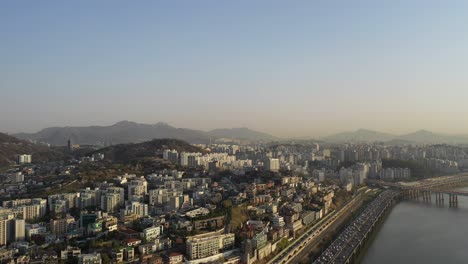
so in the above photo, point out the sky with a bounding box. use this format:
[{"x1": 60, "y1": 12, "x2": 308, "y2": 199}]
[{"x1": 2, "y1": 1, "x2": 468, "y2": 138}]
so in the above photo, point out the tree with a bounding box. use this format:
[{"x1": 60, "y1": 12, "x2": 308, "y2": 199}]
[
  {"x1": 222, "y1": 199, "x2": 233, "y2": 209},
  {"x1": 276, "y1": 238, "x2": 290, "y2": 251},
  {"x1": 101, "y1": 253, "x2": 111, "y2": 264}
]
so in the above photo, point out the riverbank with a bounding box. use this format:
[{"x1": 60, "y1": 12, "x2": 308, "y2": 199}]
[{"x1": 361, "y1": 188, "x2": 468, "y2": 263}]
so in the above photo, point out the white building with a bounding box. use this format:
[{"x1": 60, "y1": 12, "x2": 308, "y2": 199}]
[
  {"x1": 16, "y1": 198, "x2": 47, "y2": 221},
  {"x1": 78, "y1": 253, "x2": 102, "y2": 264},
  {"x1": 48, "y1": 193, "x2": 79, "y2": 213},
  {"x1": 141, "y1": 225, "x2": 163, "y2": 242},
  {"x1": 186, "y1": 231, "x2": 235, "y2": 260},
  {"x1": 14, "y1": 173, "x2": 24, "y2": 183},
  {"x1": 25, "y1": 223, "x2": 47, "y2": 240},
  {"x1": 0, "y1": 214, "x2": 24, "y2": 245},
  {"x1": 13, "y1": 219, "x2": 25, "y2": 242},
  {"x1": 265, "y1": 158, "x2": 280, "y2": 172},
  {"x1": 100, "y1": 187, "x2": 125, "y2": 212},
  {"x1": 122, "y1": 201, "x2": 148, "y2": 218},
  {"x1": 271, "y1": 215, "x2": 285, "y2": 228},
  {"x1": 17, "y1": 154, "x2": 32, "y2": 164},
  {"x1": 127, "y1": 177, "x2": 148, "y2": 202},
  {"x1": 79, "y1": 188, "x2": 100, "y2": 209}
]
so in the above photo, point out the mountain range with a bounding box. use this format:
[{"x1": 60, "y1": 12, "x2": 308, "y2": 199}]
[
  {"x1": 323, "y1": 129, "x2": 468, "y2": 144},
  {"x1": 14, "y1": 121, "x2": 277, "y2": 146},
  {"x1": 11, "y1": 122, "x2": 468, "y2": 146}
]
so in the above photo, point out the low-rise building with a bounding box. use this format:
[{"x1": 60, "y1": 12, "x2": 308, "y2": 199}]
[
  {"x1": 186, "y1": 230, "x2": 235, "y2": 260},
  {"x1": 78, "y1": 253, "x2": 101, "y2": 264},
  {"x1": 141, "y1": 225, "x2": 163, "y2": 242}
]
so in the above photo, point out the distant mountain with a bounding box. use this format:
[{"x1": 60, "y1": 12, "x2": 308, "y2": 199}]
[
  {"x1": 397, "y1": 130, "x2": 468, "y2": 144},
  {"x1": 15, "y1": 121, "x2": 277, "y2": 146},
  {"x1": 0, "y1": 132, "x2": 66, "y2": 166},
  {"x1": 207, "y1": 127, "x2": 277, "y2": 141},
  {"x1": 323, "y1": 129, "x2": 468, "y2": 144},
  {"x1": 90, "y1": 138, "x2": 206, "y2": 163},
  {"x1": 323, "y1": 129, "x2": 396, "y2": 143}
]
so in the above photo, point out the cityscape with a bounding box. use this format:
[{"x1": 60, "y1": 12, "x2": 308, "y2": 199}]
[
  {"x1": 1, "y1": 133, "x2": 468, "y2": 264},
  {"x1": 2, "y1": 1, "x2": 468, "y2": 264}
]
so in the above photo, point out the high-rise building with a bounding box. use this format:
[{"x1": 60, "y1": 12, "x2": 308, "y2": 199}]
[
  {"x1": 149, "y1": 188, "x2": 183, "y2": 207},
  {"x1": 48, "y1": 193, "x2": 79, "y2": 214},
  {"x1": 0, "y1": 213, "x2": 18, "y2": 245},
  {"x1": 17, "y1": 154, "x2": 32, "y2": 164},
  {"x1": 265, "y1": 158, "x2": 280, "y2": 172},
  {"x1": 188, "y1": 155, "x2": 199, "y2": 168},
  {"x1": 14, "y1": 173, "x2": 24, "y2": 183},
  {"x1": 13, "y1": 219, "x2": 25, "y2": 242},
  {"x1": 0, "y1": 214, "x2": 11, "y2": 245},
  {"x1": 180, "y1": 152, "x2": 189, "y2": 166},
  {"x1": 8, "y1": 198, "x2": 48, "y2": 221},
  {"x1": 50, "y1": 215, "x2": 76, "y2": 235},
  {"x1": 163, "y1": 149, "x2": 179, "y2": 164},
  {"x1": 167, "y1": 195, "x2": 191, "y2": 211},
  {"x1": 79, "y1": 188, "x2": 101, "y2": 209},
  {"x1": 100, "y1": 187, "x2": 125, "y2": 212},
  {"x1": 127, "y1": 177, "x2": 148, "y2": 202},
  {"x1": 122, "y1": 201, "x2": 148, "y2": 218}
]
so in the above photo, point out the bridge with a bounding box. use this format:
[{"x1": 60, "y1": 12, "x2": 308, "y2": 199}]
[
  {"x1": 311, "y1": 174, "x2": 468, "y2": 264},
  {"x1": 369, "y1": 173, "x2": 468, "y2": 207}
]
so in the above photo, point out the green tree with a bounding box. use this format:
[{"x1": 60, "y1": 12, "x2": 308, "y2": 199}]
[
  {"x1": 101, "y1": 253, "x2": 111, "y2": 264},
  {"x1": 222, "y1": 199, "x2": 233, "y2": 209},
  {"x1": 276, "y1": 238, "x2": 291, "y2": 251}
]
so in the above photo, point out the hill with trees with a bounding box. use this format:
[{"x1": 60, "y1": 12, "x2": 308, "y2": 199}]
[
  {"x1": 0, "y1": 132, "x2": 66, "y2": 166},
  {"x1": 90, "y1": 138, "x2": 207, "y2": 163}
]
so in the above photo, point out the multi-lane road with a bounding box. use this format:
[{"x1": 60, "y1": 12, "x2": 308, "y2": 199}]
[
  {"x1": 313, "y1": 190, "x2": 398, "y2": 264},
  {"x1": 268, "y1": 189, "x2": 367, "y2": 264}
]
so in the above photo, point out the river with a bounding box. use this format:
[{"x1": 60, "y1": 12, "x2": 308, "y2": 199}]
[{"x1": 361, "y1": 187, "x2": 468, "y2": 264}]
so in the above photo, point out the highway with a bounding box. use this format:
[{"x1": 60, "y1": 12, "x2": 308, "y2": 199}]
[
  {"x1": 288, "y1": 196, "x2": 364, "y2": 264},
  {"x1": 268, "y1": 189, "x2": 366, "y2": 264},
  {"x1": 313, "y1": 190, "x2": 399, "y2": 264}
]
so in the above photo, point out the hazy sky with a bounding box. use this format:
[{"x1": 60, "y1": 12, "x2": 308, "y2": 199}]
[{"x1": 2, "y1": 1, "x2": 468, "y2": 137}]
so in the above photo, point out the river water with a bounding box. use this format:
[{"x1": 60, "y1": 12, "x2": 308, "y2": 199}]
[{"x1": 361, "y1": 187, "x2": 468, "y2": 264}]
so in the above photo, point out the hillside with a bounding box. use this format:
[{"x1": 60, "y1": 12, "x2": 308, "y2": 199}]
[
  {"x1": 0, "y1": 133, "x2": 22, "y2": 144},
  {"x1": 91, "y1": 138, "x2": 207, "y2": 163},
  {"x1": 0, "y1": 133, "x2": 66, "y2": 166},
  {"x1": 15, "y1": 121, "x2": 276, "y2": 145}
]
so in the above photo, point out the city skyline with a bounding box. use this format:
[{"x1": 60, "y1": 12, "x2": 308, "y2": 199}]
[
  {"x1": 2, "y1": 1, "x2": 468, "y2": 263},
  {"x1": 2, "y1": 1, "x2": 468, "y2": 137}
]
